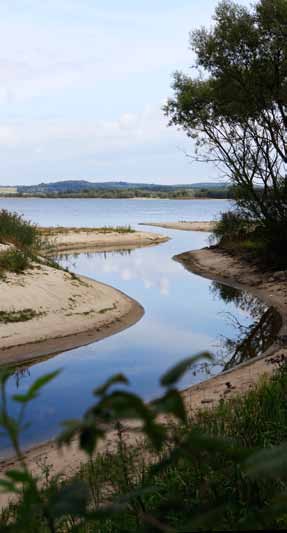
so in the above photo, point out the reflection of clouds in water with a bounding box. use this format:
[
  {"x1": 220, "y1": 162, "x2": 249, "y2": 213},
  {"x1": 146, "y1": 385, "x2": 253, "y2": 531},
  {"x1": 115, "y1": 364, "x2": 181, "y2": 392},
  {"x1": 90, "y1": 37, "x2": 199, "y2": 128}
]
[
  {"x1": 121, "y1": 268, "x2": 133, "y2": 281},
  {"x1": 96, "y1": 252, "x2": 174, "y2": 295},
  {"x1": 144, "y1": 279, "x2": 153, "y2": 289},
  {"x1": 159, "y1": 276, "x2": 170, "y2": 296},
  {"x1": 70, "y1": 318, "x2": 215, "y2": 363}
]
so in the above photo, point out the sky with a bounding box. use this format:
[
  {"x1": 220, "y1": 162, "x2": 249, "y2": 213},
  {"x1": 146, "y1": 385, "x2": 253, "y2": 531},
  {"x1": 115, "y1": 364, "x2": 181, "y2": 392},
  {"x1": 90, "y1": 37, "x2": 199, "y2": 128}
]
[{"x1": 0, "y1": 0, "x2": 251, "y2": 186}]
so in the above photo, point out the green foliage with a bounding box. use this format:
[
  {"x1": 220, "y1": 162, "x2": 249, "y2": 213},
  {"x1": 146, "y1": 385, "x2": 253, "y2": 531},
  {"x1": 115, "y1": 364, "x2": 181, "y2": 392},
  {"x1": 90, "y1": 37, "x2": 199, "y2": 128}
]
[
  {"x1": 213, "y1": 211, "x2": 253, "y2": 246},
  {"x1": 213, "y1": 210, "x2": 287, "y2": 269},
  {"x1": 0, "y1": 210, "x2": 43, "y2": 274},
  {"x1": 166, "y1": 0, "x2": 287, "y2": 269},
  {"x1": 0, "y1": 210, "x2": 40, "y2": 251},
  {"x1": 2, "y1": 356, "x2": 287, "y2": 530},
  {"x1": 0, "y1": 250, "x2": 29, "y2": 275},
  {"x1": 0, "y1": 308, "x2": 42, "y2": 324}
]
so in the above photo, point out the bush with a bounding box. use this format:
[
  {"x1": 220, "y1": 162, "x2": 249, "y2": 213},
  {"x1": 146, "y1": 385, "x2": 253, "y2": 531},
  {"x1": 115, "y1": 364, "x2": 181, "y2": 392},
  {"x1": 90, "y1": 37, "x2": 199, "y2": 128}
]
[
  {"x1": 0, "y1": 250, "x2": 29, "y2": 274},
  {"x1": 214, "y1": 211, "x2": 287, "y2": 270},
  {"x1": 213, "y1": 211, "x2": 253, "y2": 245},
  {"x1": 0, "y1": 210, "x2": 40, "y2": 251}
]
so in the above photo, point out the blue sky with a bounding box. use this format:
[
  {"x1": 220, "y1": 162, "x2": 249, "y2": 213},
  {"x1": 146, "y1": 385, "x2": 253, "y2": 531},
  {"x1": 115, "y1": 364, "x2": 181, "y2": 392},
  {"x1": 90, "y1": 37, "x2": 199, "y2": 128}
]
[{"x1": 0, "y1": 0, "x2": 251, "y2": 185}]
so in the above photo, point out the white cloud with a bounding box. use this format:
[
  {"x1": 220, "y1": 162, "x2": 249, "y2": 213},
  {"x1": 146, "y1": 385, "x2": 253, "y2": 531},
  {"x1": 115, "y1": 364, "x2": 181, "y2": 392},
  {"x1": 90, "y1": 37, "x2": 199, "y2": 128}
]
[{"x1": 0, "y1": 1, "x2": 227, "y2": 183}]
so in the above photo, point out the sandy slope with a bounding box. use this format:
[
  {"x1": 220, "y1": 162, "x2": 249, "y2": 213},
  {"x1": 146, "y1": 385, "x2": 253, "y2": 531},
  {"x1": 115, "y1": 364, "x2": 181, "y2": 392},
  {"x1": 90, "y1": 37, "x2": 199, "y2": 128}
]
[{"x1": 0, "y1": 263, "x2": 144, "y2": 366}]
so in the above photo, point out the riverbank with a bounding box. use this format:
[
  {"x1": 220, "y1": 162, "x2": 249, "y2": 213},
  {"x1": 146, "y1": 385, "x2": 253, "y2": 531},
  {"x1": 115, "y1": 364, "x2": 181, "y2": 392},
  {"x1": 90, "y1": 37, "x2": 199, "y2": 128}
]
[
  {"x1": 1, "y1": 245, "x2": 286, "y2": 510},
  {"x1": 41, "y1": 226, "x2": 168, "y2": 254},
  {"x1": 140, "y1": 221, "x2": 216, "y2": 231}
]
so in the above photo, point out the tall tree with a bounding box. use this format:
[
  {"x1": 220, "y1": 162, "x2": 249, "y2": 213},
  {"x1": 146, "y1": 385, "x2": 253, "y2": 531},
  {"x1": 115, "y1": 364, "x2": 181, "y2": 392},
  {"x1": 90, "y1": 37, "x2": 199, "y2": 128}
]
[{"x1": 165, "y1": 0, "x2": 287, "y2": 236}]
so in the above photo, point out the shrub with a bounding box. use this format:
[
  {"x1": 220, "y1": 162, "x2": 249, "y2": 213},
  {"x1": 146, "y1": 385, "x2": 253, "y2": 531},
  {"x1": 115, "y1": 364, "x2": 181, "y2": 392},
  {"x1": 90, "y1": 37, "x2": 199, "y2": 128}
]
[
  {"x1": 0, "y1": 210, "x2": 40, "y2": 251},
  {"x1": 214, "y1": 211, "x2": 287, "y2": 270},
  {"x1": 212, "y1": 211, "x2": 253, "y2": 246},
  {"x1": 0, "y1": 250, "x2": 29, "y2": 274}
]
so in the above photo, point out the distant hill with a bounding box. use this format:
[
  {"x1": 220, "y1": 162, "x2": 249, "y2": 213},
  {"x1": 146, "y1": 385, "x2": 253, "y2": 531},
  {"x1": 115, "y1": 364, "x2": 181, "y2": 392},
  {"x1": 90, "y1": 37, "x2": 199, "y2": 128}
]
[{"x1": 16, "y1": 180, "x2": 229, "y2": 194}]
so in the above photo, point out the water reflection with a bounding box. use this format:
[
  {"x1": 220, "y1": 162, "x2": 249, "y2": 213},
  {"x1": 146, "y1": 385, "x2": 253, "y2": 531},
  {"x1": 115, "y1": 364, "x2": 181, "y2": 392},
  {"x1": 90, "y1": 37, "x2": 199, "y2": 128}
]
[{"x1": 211, "y1": 282, "x2": 282, "y2": 371}]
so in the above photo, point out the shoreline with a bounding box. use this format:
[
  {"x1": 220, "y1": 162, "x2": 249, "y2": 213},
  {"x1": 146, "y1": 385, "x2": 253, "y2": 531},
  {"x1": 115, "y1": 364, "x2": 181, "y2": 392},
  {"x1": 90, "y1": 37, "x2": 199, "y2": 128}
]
[{"x1": 1, "y1": 245, "x2": 286, "y2": 510}]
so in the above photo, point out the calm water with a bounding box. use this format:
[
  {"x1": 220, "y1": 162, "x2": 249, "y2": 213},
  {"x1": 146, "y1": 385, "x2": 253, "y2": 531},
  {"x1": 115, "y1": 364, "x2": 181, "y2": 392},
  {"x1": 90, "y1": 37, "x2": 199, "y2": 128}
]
[
  {"x1": 0, "y1": 198, "x2": 261, "y2": 455},
  {"x1": 0, "y1": 197, "x2": 229, "y2": 227}
]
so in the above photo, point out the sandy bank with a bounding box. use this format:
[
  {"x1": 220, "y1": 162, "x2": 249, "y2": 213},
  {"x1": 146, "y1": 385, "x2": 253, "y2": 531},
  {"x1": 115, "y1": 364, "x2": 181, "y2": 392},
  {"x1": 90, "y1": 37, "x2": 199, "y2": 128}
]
[
  {"x1": 140, "y1": 221, "x2": 216, "y2": 232},
  {"x1": 0, "y1": 263, "x2": 143, "y2": 367},
  {"x1": 176, "y1": 247, "x2": 287, "y2": 413},
  {"x1": 41, "y1": 227, "x2": 168, "y2": 254}
]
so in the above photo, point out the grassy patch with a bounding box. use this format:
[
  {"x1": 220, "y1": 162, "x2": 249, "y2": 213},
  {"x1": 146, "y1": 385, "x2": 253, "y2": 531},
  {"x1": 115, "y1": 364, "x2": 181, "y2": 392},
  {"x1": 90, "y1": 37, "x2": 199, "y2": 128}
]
[
  {"x1": 0, "y1": 308, "x2": 43, "y2": 323},
  {"x1": 0, "y1": 210, "x2": 40, "y2": 250},
  {"x1": 0, "y1": 210, "x2": 44, "y2": 275}
]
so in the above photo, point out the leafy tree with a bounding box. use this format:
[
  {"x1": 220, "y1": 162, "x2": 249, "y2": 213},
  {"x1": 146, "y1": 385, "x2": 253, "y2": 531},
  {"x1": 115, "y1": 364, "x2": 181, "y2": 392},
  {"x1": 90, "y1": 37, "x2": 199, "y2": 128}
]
[{"x1": 165, "y1": 0, "x2": 287, "y2": 264}]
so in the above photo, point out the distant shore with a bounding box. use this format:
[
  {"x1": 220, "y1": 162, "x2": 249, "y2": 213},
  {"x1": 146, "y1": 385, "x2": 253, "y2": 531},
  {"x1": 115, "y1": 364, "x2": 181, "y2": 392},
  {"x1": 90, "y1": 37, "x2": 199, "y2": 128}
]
[{"x1": 0, "y1": 195, "x2": 229, "y2": 201}]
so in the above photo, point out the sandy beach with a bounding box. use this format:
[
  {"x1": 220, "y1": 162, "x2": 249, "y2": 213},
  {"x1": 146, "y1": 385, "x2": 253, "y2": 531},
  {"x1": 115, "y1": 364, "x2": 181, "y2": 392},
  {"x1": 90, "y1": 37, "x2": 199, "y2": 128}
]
[
  {"x1": 1, "y1": 245, "x2": 286, "y2": 510},
  {"x1": 140, "y1": 221, "x2": 216, "y2": 232}
]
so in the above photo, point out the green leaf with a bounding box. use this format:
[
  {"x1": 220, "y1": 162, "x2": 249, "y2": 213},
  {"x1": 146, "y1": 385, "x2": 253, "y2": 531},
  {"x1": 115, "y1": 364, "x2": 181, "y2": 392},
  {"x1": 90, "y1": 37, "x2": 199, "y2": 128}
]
[
  {"x1": 160, "y1": 353, "x2": 212, "y2": 387},
  {"x1": 12, "y1": 370, "x2": 61, "y2": 403},
  {"x1": 0, "y1": 479, "x2": 21, "y2": 494},
  {"x1": 93, "y1": 373, "x2": 129, "y2": 397},
  {"x1": 6, "y1": 469, "x2": 32, "y2": 484},
  {"x1": 0, "y1": 369, "x2": 13, "y2": 386},
  {"x1": 151, "y1": 389, "x2": 187, "y2": 422},
  {"x1": 57, "y1": 419, "x2": 81, "y2": 446}
]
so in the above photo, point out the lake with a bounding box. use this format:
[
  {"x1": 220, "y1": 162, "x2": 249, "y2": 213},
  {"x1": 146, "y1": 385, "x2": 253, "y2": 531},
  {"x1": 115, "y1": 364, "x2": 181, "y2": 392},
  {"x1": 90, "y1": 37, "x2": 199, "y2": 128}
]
[{"x1": 0, "y1": 198, "x2": 265, "y2": 454}]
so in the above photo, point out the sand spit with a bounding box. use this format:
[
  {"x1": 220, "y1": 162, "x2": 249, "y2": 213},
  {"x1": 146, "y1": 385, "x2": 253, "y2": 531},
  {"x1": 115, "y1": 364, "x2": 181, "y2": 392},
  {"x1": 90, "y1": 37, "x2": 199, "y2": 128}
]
[
  {"x1": 42, "y1": 227, "x2": 169, "y2": 254},
  {"x1": 140, "y1": 221, "x2": 216, "y2": 232}
]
